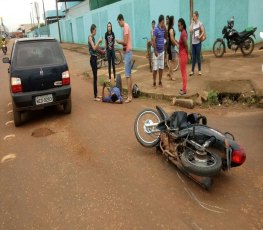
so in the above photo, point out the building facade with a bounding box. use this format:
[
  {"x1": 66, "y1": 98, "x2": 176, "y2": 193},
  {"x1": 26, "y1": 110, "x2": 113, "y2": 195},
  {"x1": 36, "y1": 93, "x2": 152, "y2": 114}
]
[{"x1": 31, "y1": 0, "x2": 263, "y2": 50}]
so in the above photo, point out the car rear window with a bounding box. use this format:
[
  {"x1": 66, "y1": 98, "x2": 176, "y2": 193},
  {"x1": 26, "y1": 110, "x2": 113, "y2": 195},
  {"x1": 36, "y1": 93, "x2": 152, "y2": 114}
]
[{"x1": 13, "y1": 40, "x2": 66, "y2": 68}]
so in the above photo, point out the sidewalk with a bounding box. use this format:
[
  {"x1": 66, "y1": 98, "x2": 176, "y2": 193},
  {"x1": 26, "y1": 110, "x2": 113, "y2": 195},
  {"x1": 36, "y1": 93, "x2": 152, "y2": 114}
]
[{"x1": 61, "y1": 42, "x2": 263, "y2": 103}]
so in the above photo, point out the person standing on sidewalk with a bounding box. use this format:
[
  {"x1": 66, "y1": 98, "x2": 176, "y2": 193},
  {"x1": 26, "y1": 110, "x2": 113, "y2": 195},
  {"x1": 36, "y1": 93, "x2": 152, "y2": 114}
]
[
  {"x1": 167, "y1": 15, "x2": 178, "y2": 81},
  {"x1": 146, "y1": 20, "x2": 156, "y2": 58},
  {"x1": 178, "y1": 18, "x2": 189, "y2": 95},
  {"x1": 152, "y1": 15, "x2": 165, "y2": 88},
  {"x1": 105, "y1": 22, "x2": 116, "y2": 82},
  {"x1": 116, "y1": 14, "x2": 133, "y2": 103},
  {"x1": 88, "y1": 24, "x2": 102, "y2": 101},
  {"x1": 189, "y1": 11, "x2": 204, "y2": 76}
]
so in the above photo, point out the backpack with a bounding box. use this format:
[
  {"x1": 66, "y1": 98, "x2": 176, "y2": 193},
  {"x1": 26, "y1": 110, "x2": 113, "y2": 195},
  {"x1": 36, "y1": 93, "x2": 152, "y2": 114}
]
[
  {"x1": 132, "y1": 84, "x2": 140, "y2": 98},
  {"x1": 200, "y1": 23, "x2": 206, "y2": 42}
]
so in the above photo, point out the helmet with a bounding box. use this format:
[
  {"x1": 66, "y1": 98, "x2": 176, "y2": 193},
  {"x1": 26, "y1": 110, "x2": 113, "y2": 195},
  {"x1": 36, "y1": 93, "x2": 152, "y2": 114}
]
[
  {"x1": 132, "y1": 84, "x2": 140, "y2": 98},
  {"x1": 227, "y1": 17, "x2": 234, "y2": 29}
]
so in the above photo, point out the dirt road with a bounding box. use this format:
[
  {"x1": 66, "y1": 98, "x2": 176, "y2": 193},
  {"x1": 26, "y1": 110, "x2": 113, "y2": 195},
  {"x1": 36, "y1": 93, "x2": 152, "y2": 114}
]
[{"x1": 0, "y1": 47, "x2": 263, "y2": 229}]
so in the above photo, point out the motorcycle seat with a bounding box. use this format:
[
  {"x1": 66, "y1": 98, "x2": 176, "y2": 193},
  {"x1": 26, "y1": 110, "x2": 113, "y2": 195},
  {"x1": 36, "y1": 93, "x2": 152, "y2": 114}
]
[
  {"x1": 170, "y1": 111, "x2": 188, "y2": 130},
  {"x1": 238, "y1": 30, "x2": 248, "y2": 38}
]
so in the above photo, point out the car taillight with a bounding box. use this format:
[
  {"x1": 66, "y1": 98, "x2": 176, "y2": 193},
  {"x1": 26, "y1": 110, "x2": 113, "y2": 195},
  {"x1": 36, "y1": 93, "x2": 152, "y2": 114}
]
[
  {"x1": 11, "y1": 77, "x2": 22, "y2": 93},
  {"x1": 62, "y1": 71, "x2": 70, "y2": 85},
  {"x1": 231, "y1": 147, "x2": 246, "y2": 165}
]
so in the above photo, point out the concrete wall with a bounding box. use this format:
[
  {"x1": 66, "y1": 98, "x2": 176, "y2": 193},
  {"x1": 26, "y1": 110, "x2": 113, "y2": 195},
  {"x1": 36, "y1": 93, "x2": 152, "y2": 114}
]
[{"x1": 45, "y1": 0, "x2": 263, "y2": 50}]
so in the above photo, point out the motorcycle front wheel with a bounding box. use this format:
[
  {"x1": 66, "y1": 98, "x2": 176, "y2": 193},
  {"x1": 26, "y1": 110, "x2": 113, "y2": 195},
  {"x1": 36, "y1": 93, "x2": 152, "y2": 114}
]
[
  {"x1": 213, "y1": 40, "x2": 225, "y2": 57},
  {"x1": 97, "y1": 59, "x2": 102, "y2": 69},
  {"x1": 241, "y1": 37, "x2": 254, "y2": 56},
  {"x1": 180, "y1": 149, "x2": 222, "y2": 177},
  {"x1": 114, "y1": 50, "x2": 122, "y2": 65},
  {"x1": 134, "y1": 109, "x2": 161, "y2": 148},
  {"x1": 172, "y1": 50, "x2": 179, "y2": 71}
]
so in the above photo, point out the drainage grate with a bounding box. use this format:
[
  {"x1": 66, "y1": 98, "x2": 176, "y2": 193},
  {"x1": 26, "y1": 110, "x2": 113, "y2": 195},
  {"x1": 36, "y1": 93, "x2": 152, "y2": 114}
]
[{"x1": 32, "y1": 128, "x2": 55, "y2": 138}]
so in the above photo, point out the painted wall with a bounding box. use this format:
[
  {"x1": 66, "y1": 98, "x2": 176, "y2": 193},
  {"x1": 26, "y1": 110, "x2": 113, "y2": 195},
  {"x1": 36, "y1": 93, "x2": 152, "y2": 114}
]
[{"x1": 45, "y1": 0, "x2": 263, "y2": 50}]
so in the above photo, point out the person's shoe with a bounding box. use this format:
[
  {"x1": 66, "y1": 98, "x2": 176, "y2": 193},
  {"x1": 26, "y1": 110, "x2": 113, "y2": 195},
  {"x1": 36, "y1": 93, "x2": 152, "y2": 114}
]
[
  {"x1": 179, "y1": 89, "x2": 187, "y2": 95},
  {"x1": 153, "y1": 82, "x2": 157, "y2": 88},
  {"x1": 159, "y1": 81, "x2": 163, "y2": 87},
  {"x1": 94, "y1": 97, "x2": 101, "y2": 102},
  {"x1": 189, "y1": 71, "x2": 194, "y2": 76},
  {"x1": 198, "y1": 71, "x2": 202, "y2": 76}
]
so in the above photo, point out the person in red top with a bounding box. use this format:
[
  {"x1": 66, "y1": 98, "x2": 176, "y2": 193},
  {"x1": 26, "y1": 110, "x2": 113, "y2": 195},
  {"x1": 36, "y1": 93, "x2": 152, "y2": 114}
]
[{"x1": 178, "y1": 18, "x2": 189, "y2": 95}]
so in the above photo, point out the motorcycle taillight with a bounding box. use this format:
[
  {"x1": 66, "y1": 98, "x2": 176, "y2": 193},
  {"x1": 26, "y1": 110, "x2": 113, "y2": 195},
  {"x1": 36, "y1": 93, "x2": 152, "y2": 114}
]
[{"x1": 231, "y1": 146, "x2": 246, "y2": 165}]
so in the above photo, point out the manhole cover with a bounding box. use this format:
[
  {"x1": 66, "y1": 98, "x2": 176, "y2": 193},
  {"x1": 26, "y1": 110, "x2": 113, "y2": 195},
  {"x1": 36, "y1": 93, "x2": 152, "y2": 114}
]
[{"x1": 32, "y1": 128, "x2": 55, "y2": 138}]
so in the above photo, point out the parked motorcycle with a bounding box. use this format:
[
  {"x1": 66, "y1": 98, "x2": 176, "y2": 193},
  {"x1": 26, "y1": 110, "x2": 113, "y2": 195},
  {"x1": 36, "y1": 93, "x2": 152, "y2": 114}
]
[
  {"x1": 213, "y1": 17, "x2": 257, "y2": 57},
  {"x1": 96, "y1": 47, "x2": 122, "y2": 69},
  {"x1": 2, "y1": 46, "x2": 7, "y2": 55},
  {"x1": 134, "y1": 106, "x2": 246, "y2": 189},
  {"x1": 260, "y1": 32, "x2": 263, "y2": 50}
]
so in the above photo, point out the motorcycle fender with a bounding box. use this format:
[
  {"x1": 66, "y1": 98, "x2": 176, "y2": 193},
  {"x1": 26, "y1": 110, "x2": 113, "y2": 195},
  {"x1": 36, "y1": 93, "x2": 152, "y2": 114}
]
[{"x1": 216, "y1": 38, "x2": 224, "y2": 43}]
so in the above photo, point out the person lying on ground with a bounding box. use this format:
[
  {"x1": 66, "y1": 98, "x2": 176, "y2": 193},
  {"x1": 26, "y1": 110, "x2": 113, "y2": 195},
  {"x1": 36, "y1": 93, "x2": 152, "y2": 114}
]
[{"x1": 101, "y1": 82, "x2": 123, "y2": 104}]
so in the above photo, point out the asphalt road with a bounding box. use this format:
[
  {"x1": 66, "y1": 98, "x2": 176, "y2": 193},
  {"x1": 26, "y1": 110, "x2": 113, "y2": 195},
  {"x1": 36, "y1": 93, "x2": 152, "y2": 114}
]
[{"x1": 0, "y1": 46, "x2": 263, "y2": 229}]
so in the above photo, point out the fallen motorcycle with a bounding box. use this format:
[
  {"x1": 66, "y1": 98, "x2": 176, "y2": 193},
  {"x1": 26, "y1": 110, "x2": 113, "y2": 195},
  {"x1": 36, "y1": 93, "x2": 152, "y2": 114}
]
[
  {"x1": 134, "y1": 106, "x2": 246, "y2": 189},
  {"x1": 213, "y1": 17, "x2": 257, "y2": 57}
]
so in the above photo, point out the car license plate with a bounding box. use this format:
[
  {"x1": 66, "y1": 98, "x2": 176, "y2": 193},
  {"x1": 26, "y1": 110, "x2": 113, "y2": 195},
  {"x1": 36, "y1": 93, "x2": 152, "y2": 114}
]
[{"x1": 35, "y1": 94, "x2": 53, "y2": 105}]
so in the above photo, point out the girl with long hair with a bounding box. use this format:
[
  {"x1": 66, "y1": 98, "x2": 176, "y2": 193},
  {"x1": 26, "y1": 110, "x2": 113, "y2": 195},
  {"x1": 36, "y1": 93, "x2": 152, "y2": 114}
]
[
  {"x1": 178, "y1": 18, "x2": 189, "y2": 95},
  {"x1": 105, "y1": 22, "x2": 116, "y2": 82}
]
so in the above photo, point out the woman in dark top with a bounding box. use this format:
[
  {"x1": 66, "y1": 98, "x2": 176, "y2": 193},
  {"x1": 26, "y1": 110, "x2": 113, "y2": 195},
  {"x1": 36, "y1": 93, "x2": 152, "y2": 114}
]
[
  {"x1": 105, "y1": 22, "x2": 116, "y2": 82},
  {"x1": 88, "y1": 24, "x2": 102, "y2": 101},
  {"x1": 167, "y1": 16, "x2": 178, "y2": 81}
]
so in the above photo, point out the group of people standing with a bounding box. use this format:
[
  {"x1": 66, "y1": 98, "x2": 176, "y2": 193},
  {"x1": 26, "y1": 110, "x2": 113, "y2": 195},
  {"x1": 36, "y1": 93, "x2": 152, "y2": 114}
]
[
  {"x1": 88, "y1": 14, "x2": 132, "y2": 103},
  {"x1": 87, "y1": 11, "x2": 205, "y2": 103},
  {"x1": 152, "y1": 11, "x2": 205, "y2": 95}
]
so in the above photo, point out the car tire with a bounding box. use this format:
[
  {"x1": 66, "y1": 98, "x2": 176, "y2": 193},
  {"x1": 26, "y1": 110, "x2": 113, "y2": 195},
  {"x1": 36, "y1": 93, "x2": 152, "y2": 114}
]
[
  {"x1": 63, "y1": 97, "x2": 72, "y2": 114},
  {"x1": 12, "y1": 102, "x2": 22, "y2": 127}
]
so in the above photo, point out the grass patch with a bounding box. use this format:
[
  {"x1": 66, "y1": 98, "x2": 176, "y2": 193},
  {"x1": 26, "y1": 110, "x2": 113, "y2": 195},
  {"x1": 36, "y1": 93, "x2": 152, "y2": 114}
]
[{"x1": 207, "y1": 90, "x2": 219, "y2": 105}]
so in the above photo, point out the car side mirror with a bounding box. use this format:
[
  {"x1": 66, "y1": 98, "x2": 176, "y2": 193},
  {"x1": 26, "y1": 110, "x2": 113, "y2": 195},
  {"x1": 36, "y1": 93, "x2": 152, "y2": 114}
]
[{"x1": 2, "y1": 57, "x2": 10, "y2": 64}]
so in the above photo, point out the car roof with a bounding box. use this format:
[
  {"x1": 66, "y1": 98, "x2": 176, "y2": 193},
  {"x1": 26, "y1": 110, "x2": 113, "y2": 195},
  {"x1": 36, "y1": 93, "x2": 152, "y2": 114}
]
[{"x1": 15, "y1": 37, "x2": 57, "y2": 43}]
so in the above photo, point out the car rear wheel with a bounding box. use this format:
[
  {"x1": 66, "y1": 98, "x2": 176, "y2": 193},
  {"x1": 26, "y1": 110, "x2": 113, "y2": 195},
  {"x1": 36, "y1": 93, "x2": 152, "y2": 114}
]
[
  {"x1": 12, "y1": 102, "x2": 22, "y2": 127},
  {"x1": 63, "y1": 97, "x2": 72, "y2": 114}
]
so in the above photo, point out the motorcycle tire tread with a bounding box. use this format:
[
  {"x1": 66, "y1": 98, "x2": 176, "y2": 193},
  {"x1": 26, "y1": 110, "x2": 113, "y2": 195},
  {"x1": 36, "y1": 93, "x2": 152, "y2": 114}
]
[{"x1": 134, "y1": 109, "x2": 161, "y2": 148}]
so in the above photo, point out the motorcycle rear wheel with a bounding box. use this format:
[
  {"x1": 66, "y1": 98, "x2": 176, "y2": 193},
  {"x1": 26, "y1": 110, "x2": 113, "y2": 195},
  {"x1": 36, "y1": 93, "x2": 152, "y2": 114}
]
[
  {"x1": 213, "y1": 40, "x2": 225, "y2": 57},
  {"x1": 241, "y1": 37, "x2": 254, "y2": 56},
  {"x1": 97, "y1": 59, "x2": 102, "y2": 69},
  {"x1": 114, "y1": 50, "x2": 122, "y2": 65},
  {"x1": 134, "y1": 109, "x2": 161, "y2": 148},
  {"x1": 180, "y1": 149, "x2": 222, "y2": 177}
]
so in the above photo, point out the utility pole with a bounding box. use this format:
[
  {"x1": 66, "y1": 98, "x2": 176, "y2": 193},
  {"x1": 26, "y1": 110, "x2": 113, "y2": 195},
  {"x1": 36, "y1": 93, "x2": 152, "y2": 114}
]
[
  {"x1": 42, "y1": 0, "x2": 47, "y2": 25},
  {"x1": 56, "y1": 0, "x2": 62, "y2": 43},
  {"x1": 30, "y1": 3, "x2": 35, "y2": 28}
]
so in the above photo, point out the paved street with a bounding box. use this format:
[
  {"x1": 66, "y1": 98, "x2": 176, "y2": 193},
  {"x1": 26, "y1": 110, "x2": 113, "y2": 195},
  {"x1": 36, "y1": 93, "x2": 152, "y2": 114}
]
[{"x1": 0, "y1": 45, "x2": 263, "y2": 229}]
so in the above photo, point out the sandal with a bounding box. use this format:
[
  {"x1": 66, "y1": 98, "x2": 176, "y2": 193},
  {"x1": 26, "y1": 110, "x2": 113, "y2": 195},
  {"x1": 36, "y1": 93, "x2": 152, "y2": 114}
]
[
  {"x1": 94, "y1": 97, "x2": 101, "y2": 102},
  {"x1": 179, "y1": 89, "x2": 187, "y2": 95},
  {"x1": 125, "y1": 98, "x2": 132, "y2": 103}
]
